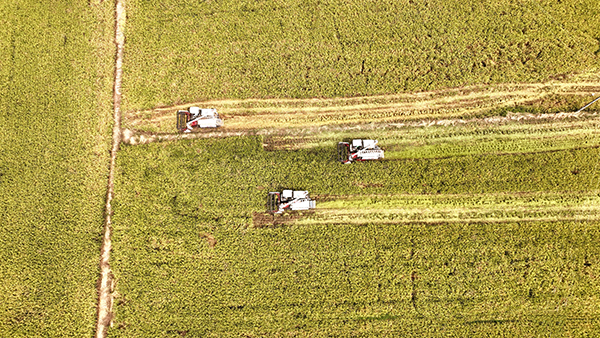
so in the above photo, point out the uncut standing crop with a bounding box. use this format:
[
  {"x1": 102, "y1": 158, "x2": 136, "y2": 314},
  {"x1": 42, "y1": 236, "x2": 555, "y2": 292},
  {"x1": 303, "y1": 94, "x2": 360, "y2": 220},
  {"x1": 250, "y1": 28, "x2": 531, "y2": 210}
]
[
  {"x1": 0, "y1": 1, "x2": 114, "y2": 336},
  {"x1": 109, "y1": 136, "x2": 600, "y2": 336},
  {"x1": 122, "y1": 0, "x2": 600, "y2": 111}
]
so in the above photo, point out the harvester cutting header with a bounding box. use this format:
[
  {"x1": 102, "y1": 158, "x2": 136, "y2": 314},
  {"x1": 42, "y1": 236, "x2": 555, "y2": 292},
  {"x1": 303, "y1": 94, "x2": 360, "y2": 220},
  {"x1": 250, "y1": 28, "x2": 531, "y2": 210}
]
[
  {"x1": 267, "y1": 190, "x2": 316, "y2": 214},
  {"x1": 337, "y1": 139, "x2": 384, "y2": 163},
  {"x1": 177, "y1": 107, "x2": 223, "y2": 133}
]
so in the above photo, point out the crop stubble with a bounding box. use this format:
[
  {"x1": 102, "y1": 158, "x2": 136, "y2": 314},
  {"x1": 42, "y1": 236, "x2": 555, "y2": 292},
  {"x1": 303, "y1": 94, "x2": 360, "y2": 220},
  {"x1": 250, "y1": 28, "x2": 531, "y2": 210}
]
[{"x1": 123, "y1": 81, "x2": 600, "y2": 137}]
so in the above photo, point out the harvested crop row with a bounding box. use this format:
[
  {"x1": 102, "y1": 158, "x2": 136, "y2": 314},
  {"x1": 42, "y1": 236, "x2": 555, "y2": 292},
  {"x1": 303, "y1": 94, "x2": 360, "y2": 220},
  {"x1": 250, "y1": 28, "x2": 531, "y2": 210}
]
[
  {"x1": 261, "y1": 114, "x2": 600, "y2": 158},
  {"x1": 293, "y1": 191, "x2": 600, "y2": 225},
  {"x1": 122, "y1": 111, "x2": 600, "y2": 168},
  {"x1": 123, "y1": 81, "x2": 600, "y2": 136}
]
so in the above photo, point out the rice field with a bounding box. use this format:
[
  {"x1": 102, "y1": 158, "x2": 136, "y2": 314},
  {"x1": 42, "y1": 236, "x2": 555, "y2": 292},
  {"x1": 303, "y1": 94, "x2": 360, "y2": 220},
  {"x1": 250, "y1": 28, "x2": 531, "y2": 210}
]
[
  {"x1": 108, "y1": 134, "x2": 600, "y2": 336},
  {"x1": 122, "y1": 0, "x2": 600, "y2": 112},
  {"x1": 2, "y1": 0, "x2": 599, "y2": 336},
  {"x1": 108, "y1": 1, "x2": 600, "y2": 334},
  {"x1": 0, "y1": 0, "x2": 114, "y2": 336}
]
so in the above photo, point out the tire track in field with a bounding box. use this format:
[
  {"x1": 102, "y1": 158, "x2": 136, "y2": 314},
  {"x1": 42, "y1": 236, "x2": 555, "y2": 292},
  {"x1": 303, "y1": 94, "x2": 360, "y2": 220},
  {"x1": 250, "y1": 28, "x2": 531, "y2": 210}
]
[
  {"x1": 96, "y1": 0, "x2": 125, "y2": 337},
  {"x1": 121, "y1": 81, "x2": 600, "y2": 145}
]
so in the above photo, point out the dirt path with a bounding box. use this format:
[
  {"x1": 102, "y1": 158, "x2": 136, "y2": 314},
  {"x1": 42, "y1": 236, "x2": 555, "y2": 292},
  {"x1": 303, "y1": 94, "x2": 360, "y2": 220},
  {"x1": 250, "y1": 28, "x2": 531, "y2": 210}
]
[
  {"x1": 95, "y1": 0, "x2": 125, "y2": 337},
  {"x1": 122, "y1": 81, "x2": 600, "y2": 145}
]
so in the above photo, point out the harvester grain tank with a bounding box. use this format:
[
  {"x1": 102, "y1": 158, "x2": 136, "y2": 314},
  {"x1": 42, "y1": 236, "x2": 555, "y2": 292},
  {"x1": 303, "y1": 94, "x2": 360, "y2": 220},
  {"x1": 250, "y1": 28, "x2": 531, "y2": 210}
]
[
  {"x1": 267, "y1": 190, "x2": 316, "y2": 214},
  {"x1": 337, "y1": 139, "x2": 384, "y2": 163},
  {"x1": 176, "y1": 106, "x2": 223, "y2": 132}
]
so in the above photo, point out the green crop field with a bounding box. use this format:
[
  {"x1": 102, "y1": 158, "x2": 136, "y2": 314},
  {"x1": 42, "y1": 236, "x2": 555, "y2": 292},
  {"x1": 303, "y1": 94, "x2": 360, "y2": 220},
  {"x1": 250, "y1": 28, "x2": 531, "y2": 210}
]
[
  {"x1": 109, "y1": 135, "x2": 600, "y2": 336},
  {"x1": 122, "y1": 0, "x2": 600, "y2": 112},
  {"x1": 0, "y1": 1, "x2": 114, "y2": 336},
  {"x1": 2, "y1": 0, "x2": 600, "y2": 336},
  {"x1": 107, "y1": 0, "x2": 600, "y2": 336}
]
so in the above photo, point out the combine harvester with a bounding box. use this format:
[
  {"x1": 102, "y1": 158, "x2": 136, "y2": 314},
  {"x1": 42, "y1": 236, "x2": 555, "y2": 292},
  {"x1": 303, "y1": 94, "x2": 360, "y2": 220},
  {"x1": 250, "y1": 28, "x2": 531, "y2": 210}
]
[
  {"x1": 176, "y1": 107, "x2": 223, "y2": 132},
  {"x1": 267, "y1": 190, "x2": 316, "y2": 214},
  {"x1": 337, "y1": 139, "x2": 384, "y2": 164}
]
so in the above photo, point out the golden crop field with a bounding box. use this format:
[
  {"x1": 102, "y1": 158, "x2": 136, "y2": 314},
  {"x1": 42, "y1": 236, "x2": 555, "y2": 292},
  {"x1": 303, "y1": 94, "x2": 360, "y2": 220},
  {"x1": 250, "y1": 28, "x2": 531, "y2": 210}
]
[
  {"x1": 2, "y1": 0, "x2": 600, "y2": 337},
  {"x1": 109, "y1": 136, "x2": 600, "y2": 336},
  {"x1": 106, "y1": 0, "x2": 600, "y2": 336},
  {"x1": 0, "y1": 1, "x2": 114, "y2": 336}
]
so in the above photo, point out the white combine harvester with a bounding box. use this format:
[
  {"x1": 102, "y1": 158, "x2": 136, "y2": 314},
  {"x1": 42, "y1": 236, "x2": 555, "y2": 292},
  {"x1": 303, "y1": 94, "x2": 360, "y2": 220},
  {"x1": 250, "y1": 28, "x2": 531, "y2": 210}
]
[
  {"x1": 267, "y1": 190, "x2": 316, "y2": 214},
  {"x1": 177, "y1": 107, "x2": 223, "y2": 133},
  {"x1": 337, "y1": 139, "x2": 384, "y2": 164}
]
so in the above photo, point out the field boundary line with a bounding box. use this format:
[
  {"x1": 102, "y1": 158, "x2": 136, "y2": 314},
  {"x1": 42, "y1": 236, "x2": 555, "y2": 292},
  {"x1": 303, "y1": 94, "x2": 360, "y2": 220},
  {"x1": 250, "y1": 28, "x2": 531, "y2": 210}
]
[{"x1": 95, "y1": 0, "x2": 125, "y2": 337}]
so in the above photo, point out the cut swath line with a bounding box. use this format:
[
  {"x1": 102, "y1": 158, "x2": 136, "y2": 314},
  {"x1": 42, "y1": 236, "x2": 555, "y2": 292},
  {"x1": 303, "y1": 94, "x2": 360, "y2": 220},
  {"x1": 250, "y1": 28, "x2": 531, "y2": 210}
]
[{"x1": 123, "y1": 110, "x2": 600, "y2": 146}]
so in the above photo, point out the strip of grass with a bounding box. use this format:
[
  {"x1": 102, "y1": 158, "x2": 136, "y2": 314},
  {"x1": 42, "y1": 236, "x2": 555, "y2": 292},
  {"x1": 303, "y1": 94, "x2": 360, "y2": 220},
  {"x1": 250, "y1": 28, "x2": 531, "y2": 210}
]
[
  {"x1": 0, "y1": 1, "x2": 114, "y2": 336},
  {"x1": 110, "y1": 136, "x2": 600, "y2": 336},
  {"x1": 122, "y1": 0, "x2": 600, "y2": 112}
]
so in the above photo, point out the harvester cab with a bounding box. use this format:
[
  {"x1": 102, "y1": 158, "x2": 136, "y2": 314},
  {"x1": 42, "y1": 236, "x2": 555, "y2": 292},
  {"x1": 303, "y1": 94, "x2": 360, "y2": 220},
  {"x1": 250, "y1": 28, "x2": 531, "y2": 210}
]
[
  {"x1": 267, "y1": 190, "x2": 316, "y2": 214},
  {"x1": 177, "y1": 107, "x2": 223, "y2": 133},
  {"x1": 337, "y1": 139, "x2": 384, "y2": 163}
]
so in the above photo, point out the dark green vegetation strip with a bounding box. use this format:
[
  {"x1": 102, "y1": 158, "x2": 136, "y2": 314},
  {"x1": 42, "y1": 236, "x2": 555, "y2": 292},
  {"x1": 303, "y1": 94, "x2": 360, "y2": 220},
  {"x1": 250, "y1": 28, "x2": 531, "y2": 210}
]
[
  {"x1": 110, "y1": 137, "x2": 600, "y2": 336},
  {"x1": 0, "y1": 1, "x2": 114, "y2": 336},
  {"x1": 123, "y1": 0, "x2": 600, "y2": 111}
]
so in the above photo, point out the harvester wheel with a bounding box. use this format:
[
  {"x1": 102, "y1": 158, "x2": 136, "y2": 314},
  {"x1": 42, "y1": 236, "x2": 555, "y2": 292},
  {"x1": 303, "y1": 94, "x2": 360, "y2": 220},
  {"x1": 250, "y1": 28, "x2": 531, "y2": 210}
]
[
  {"x1": 267, "y1": 193, "x2": 280, "y2": 214},
  {"x1": 176, "y1": 111, "x2": 190, "y2": 132},
  {"x1": 337, "y1": 142, "x2": 350, "y2": 163}
]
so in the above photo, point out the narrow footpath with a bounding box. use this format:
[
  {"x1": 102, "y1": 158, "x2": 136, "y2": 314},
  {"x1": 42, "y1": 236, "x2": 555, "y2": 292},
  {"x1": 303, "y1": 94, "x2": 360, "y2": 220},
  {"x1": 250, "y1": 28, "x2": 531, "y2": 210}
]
[{"x1": 95, "y1": 0, "x2": 125, "y2": 337}]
